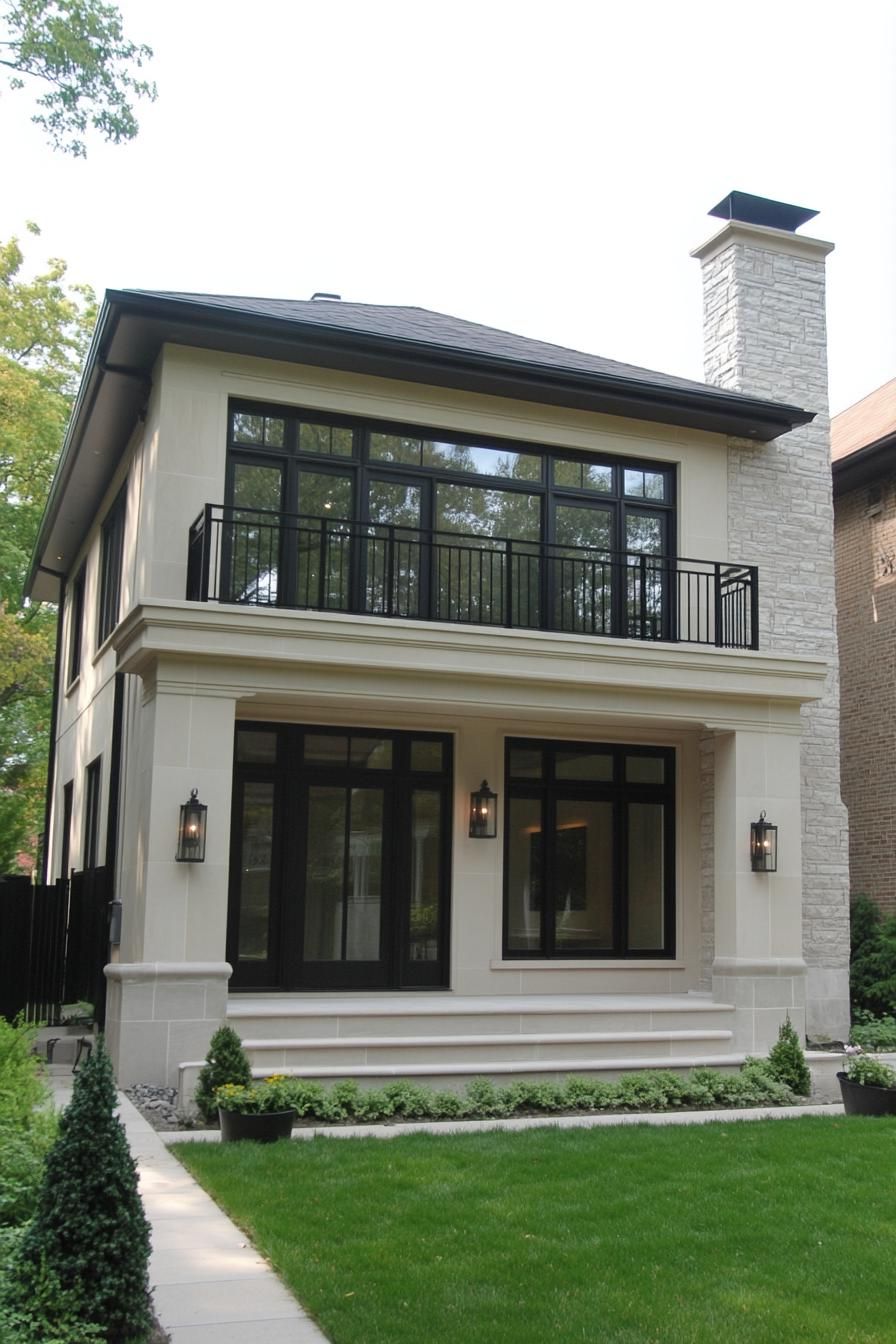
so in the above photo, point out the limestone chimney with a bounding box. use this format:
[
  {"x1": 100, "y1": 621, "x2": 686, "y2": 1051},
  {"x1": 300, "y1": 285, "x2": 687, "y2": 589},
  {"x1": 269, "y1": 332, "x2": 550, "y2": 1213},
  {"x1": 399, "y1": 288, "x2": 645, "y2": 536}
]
[{"x1": 692, "y1": 192, "x2": 850, "y2": 1043}]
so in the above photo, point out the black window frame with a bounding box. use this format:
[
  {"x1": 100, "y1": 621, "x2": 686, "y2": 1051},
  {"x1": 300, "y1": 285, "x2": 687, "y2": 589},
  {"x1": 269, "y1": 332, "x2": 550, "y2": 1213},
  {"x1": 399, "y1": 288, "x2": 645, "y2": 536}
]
[
  {"x1": 97, "y1": 485, "x2": 127, "y2": 646},
  {"x1": 227, "y1": 723, "x2": 453, "y2": 992},
  {"x1": 225, "y1": 398, "x2": 677, "y2": 564},
  {"x1": 83, "y1": 757, "x2": 102, "y2": 871},
  {"x1": 67, "y1": 565, "x2": 86, "y2": 687},
  {"x1": 59, "y1": 780, "x2": 73, "y2": 881},
  {"x1": 502, "y1": 737, "x2": 675, "y2": 960}
]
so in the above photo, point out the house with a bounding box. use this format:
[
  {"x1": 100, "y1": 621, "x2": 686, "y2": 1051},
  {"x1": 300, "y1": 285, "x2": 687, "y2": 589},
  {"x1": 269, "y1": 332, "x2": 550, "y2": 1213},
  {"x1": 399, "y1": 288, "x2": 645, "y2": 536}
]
[
  {"x1": 27, "y1": 192, "x2": 850, "y2": 1092},
  {"x1": 832, "y1": 379, "x2": 896, "y2": 918}
]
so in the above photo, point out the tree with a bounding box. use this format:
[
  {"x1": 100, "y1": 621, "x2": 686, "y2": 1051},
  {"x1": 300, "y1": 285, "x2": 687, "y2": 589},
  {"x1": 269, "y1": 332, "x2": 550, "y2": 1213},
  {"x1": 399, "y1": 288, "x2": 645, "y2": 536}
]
[
  {"x1": 0, "y1": 0, "x2": 155, "y2": 156},
  {"x1": 0, "y1": 224, "x2": 95, "y2": 872},
  {"x1": 9, "y1": 1038, "x2": 152, "y2": 1342}
]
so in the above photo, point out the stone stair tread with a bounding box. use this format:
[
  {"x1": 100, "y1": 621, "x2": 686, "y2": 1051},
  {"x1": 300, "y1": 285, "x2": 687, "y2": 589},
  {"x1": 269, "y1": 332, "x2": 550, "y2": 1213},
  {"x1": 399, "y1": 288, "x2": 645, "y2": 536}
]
[
  {"x1": 228, "y1": 993, "x2": 734, "y2": 1019},
  {"x1": 242, "y1": 1028, "x2": 734, "y2": 1051}
]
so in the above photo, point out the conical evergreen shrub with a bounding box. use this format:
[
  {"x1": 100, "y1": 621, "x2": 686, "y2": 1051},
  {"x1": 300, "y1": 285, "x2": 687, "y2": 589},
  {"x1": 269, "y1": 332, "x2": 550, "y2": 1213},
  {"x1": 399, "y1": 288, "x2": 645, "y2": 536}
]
[
  {"x1": 767, "y1": 1015, "x2": 812, "y2": 1097},
  {"x1": 12, "y1": 1038, "x2": 151, "y2": 1342},
  {"x1": 194, "y1": 1024, "x2": 252, "y2": 1122}
]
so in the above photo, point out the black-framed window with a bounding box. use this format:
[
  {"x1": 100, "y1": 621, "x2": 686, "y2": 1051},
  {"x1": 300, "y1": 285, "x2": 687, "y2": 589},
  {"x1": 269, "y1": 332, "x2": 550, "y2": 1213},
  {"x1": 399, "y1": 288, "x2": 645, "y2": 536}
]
[
  {"x1": 59, "y1": 780, "x2": 73, "y2": 880},
  {"x1": 97, "y1": 485, "x2": 126, "y2": 646},
  {"x1": 83, "y1": 757, "x2": 102, "y2": 871},
  {"x1": 221, "y1": 401, "x2": 677, "y2": 632},
  {"x1": 228, "y1": 723, "x2": 453, "y2": 992},
  {"x1": 503, "y1": 738, "x2": 675, "y2": 959},
  {"x1": 67, "y1": 566, "x2": 85, "y2": 686}
]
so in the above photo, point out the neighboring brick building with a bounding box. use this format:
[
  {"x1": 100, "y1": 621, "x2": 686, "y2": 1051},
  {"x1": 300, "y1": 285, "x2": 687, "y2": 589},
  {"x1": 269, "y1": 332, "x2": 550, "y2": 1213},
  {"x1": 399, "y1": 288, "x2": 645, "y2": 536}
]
[{"x1": 832, "y1": 380, "x2": 896, "y2": 916}]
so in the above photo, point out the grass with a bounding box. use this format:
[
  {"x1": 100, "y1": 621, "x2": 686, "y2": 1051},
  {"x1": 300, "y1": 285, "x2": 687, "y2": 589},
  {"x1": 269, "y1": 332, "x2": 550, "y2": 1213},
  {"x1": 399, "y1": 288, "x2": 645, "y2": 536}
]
[{"x1": 173, "y1": 1117, "x2": 896, "y2": 1344}]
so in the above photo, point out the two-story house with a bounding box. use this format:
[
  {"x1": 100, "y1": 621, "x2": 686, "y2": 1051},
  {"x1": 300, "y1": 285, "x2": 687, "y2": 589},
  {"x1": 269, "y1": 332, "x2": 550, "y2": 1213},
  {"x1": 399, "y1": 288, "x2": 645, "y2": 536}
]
[{"x1": 28, "y1": 193, "x2": 850, "y2": 1093}]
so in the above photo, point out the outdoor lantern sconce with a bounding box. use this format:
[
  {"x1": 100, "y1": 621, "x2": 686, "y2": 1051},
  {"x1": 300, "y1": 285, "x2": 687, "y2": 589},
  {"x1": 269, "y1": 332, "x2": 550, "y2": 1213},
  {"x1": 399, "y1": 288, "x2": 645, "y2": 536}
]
[
  {"x1": 469, "y1": 780, "x2": 498, "y2": 839},
  {"x1": 750, "y1": 810, "x2": 778, "y2": 873},
  {"x1": 176, "y1": 788, "x2": 208, "y2": 863}
]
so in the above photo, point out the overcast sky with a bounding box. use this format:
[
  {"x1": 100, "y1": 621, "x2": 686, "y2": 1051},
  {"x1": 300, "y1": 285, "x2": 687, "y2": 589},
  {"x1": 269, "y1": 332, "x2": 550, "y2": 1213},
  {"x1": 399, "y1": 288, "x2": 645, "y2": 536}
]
[{"x1": 2, "y1": 0, "x2": 894, "y2": 415}]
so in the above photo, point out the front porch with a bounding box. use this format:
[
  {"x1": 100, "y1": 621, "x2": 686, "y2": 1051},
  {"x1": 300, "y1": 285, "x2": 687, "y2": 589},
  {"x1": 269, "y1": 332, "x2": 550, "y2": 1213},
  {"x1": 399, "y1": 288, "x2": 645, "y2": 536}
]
[{"x1": 107, "y1": 598, "x2": 830, "y2": 1092}]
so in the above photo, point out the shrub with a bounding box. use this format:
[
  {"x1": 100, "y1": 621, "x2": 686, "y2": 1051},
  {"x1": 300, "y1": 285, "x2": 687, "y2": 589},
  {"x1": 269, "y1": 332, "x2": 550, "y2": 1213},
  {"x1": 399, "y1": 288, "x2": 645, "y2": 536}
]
[
  {"x1": 850, "y1": 894, "x2": 896, "y2": 1018},
  {"x1": 849, "y1": 1013, "x2": 896, "y2": 1051},
  {"x1": 766, "y1": 1016, "x2": 811, "y2": 1096},
  {"x1": 846, "y1": 1054, "x2": 896, "y2": 1089},
  {"x1": 6, "y1": 1039, "x2": 151, "y2": 1344},
  {"x1": 0, "y1": 1018, "x2": 57, "y2": 1229},
  {"x1": 194, "y1": 1025, "x2": 252, "y2": 1123}
]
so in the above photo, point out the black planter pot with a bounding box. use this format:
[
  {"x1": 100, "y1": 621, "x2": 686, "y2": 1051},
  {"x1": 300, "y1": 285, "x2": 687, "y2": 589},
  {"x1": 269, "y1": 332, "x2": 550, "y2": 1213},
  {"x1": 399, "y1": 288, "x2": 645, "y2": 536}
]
[
  {"x1": 218, "y1": 1108, "x2": 297, "y2": 1143},
  {"x1": 837, "y1": 1072, "x2": 896, "y2": 1117}
]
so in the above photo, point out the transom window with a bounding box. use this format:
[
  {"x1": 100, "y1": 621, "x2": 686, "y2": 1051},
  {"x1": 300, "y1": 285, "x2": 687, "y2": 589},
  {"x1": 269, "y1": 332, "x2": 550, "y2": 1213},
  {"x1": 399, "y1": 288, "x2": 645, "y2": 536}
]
[{"x1": 504, "y1": 738, "x2": 675, "y2": 959}]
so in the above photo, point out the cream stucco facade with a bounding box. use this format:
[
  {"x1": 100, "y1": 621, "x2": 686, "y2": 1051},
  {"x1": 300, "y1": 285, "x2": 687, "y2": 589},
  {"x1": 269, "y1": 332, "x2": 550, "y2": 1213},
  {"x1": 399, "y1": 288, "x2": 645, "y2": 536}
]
[{"x1": 37, "y1": 200, "x2": 849, "y2": 1090}]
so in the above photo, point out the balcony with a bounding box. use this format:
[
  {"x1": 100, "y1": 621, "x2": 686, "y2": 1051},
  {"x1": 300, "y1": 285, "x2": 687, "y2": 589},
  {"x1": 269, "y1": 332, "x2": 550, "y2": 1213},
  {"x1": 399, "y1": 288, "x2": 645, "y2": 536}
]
[{"x1": 186, "y1": 505, "x2": 759, "y2": 650}]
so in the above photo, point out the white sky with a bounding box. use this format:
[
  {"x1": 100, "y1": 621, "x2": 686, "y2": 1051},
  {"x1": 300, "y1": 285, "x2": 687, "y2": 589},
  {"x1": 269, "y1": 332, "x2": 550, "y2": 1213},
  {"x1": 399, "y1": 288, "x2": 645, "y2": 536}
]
[{"x1": 2, "y1": 0, "x2": 894, "y2": 415}]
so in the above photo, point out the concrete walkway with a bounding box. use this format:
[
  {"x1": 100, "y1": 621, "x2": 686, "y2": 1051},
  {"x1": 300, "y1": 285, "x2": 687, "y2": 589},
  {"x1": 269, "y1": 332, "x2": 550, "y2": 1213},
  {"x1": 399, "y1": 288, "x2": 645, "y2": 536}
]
[{"x1": 48, "y1": 1068, "x2": 329, "y2": 1344}]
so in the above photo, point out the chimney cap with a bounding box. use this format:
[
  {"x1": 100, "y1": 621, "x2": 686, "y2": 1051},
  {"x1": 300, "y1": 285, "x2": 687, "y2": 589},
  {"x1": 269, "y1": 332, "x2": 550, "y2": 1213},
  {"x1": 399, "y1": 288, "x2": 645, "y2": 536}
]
[{"x1": 708, "y1": 191, "x2": 818, "y2": 233}]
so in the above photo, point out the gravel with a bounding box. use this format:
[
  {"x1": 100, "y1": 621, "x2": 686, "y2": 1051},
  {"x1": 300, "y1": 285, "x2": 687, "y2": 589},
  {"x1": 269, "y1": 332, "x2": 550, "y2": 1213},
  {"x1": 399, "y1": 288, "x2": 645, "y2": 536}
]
[{"x1": 124, "y1": 1083, "x2": 201, "y2": 1131}]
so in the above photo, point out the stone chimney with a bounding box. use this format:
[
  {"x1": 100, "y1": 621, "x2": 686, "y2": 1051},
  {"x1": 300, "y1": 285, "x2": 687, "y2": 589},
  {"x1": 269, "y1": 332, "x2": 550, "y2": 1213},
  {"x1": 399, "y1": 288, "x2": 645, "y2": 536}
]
[{"x1": 692, "y1": 192, "x2": 850, "y2": 1042}]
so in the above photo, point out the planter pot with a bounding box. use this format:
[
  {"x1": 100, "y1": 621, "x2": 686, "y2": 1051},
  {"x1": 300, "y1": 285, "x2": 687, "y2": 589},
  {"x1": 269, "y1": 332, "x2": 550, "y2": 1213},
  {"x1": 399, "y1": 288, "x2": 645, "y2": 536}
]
[
  {"x1": 218, "y1": 1108, "x2": 297, "y2": 1143},
  {"x1": 837, "y1": 1072, "x2": 896, "y2": 1117}
]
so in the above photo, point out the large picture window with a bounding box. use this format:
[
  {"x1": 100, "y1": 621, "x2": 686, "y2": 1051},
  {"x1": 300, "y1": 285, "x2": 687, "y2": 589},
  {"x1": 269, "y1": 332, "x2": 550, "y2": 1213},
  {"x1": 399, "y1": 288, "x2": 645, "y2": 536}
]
[
  {"x1": 221, "y1": 400, "x2": 676, "y2": 637},
  {"x1": 503, "y1": 738, "x2": 674, "y2": 959}
]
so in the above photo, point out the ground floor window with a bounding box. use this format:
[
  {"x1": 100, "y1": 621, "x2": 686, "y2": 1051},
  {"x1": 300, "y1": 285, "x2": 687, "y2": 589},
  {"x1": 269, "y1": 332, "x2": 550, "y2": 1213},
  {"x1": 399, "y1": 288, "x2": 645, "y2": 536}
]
[
  {"x1": 228, "y1": 724, "x2": 452, "y2": 991},
  {"x1": 503, "y1": 739, "x2": 674, "y2": 959}
]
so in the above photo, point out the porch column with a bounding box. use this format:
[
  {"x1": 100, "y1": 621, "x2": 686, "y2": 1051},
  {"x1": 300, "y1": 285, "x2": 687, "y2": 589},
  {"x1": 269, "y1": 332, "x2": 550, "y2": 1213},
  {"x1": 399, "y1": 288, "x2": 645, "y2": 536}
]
[
  {"x1": 712, "y1": 726, "x2": 806, "y2": 1053},
  {"x1": 106, "y1": 682, "x2": 238, "y2": 1086}
]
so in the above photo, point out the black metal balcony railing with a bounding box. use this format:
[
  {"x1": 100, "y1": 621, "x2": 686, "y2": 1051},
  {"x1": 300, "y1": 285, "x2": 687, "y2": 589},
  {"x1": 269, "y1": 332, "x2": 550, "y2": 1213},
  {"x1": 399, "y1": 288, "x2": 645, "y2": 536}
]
[{"x1": 186, "y1": 505, "x2": 759, "y2": 650}]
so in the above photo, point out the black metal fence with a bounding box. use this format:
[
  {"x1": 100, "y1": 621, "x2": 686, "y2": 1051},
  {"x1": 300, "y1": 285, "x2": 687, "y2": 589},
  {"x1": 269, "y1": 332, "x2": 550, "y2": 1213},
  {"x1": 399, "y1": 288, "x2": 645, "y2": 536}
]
[
  {"x1": 0, "y1": 869, "x2": 110, "y2": 1027},
  {"x1": 188, "y1": 505, "x2": 759, "y2": 650}
]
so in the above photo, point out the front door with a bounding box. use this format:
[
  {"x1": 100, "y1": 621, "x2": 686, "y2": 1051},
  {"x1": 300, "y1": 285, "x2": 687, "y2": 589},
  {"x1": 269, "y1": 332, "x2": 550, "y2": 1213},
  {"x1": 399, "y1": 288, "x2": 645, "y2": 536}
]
[{"x1": 228, "y1": 725, "x2": 452, "y2": 991}]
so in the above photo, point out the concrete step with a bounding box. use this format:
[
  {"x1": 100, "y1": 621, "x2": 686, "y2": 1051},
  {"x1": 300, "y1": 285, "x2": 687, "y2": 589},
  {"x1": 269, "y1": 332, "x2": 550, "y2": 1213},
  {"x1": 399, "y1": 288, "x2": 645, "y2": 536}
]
[
  {"x1": 241, "y1": 1027, "x2": 734, "y2": 1072},
  {"x1": 223, "y1": 993, "x2": 738, "y2": 1089}
]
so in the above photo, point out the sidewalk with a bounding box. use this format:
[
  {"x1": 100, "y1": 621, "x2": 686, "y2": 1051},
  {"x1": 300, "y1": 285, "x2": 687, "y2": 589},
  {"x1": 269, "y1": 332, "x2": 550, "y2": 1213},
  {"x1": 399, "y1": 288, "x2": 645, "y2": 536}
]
[{"x1": 48, "y1": 1068, "x2": 328, "y2": 1344}]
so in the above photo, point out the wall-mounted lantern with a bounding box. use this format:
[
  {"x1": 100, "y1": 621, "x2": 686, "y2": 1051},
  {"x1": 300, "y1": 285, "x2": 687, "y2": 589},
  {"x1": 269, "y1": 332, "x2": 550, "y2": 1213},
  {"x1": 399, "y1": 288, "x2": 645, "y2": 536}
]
[
  {"x1": 176, "y1": 788, "x2": 208, "y2": 863},
  {"x1": 750, "y1": 810, "x2": 777, "y2": 873},
  {"x1": 469, "y1": 780, "x2": 498, "y2": 839}
]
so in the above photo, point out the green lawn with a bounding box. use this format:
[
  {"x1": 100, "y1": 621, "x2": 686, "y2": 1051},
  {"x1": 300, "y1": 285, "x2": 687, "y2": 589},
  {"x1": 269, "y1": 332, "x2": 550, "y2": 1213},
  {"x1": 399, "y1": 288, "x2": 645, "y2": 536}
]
[{"x1": 173, "y1": 1117, "x2": 896, "y2": 1344}]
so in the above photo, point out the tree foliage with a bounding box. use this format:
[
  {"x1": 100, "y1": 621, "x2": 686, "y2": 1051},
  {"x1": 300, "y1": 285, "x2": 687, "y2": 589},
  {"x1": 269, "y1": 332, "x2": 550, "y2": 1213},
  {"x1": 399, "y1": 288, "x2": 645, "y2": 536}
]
[
  {"x1": 0, "y1": 0, "x2": 155, "y2": 156},
  {"x1": 0, "y1": 225, "x2": 95, "y2": 872},
  {"x1": 8, "y1": 1038, "x2": 151, "y2": 1342}
]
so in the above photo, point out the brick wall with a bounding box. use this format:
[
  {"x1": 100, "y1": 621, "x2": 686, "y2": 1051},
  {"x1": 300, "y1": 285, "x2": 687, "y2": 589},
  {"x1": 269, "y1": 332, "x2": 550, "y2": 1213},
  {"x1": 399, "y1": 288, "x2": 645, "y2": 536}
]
[{"x1": 835, "y1": 474, "x2": 896, "y2": 917}]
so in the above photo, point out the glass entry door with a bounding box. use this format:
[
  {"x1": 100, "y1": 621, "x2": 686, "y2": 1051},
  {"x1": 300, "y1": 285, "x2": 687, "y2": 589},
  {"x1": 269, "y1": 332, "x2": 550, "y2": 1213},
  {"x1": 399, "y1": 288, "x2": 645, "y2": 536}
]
[{"x1": 228, "y1": 725, "x2": 452, "y2": 991}]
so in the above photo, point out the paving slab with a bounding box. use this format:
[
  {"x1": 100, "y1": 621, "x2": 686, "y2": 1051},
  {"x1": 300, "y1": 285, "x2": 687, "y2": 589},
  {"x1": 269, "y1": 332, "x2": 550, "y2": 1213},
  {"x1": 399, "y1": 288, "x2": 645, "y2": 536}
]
[{"x1": 47, "y1": 1067, "x2": 329, "y2": 1343}]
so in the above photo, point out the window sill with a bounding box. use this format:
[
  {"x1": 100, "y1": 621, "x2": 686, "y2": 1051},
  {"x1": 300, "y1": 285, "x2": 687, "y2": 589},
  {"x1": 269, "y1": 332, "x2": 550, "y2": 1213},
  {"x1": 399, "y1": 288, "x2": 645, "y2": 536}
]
[
  {"x1": 490, "y1": 958, "x2": 685, "y2": 971},
  {"x1": 64, "y1": 675, "x2": 81, "y2": 697}
]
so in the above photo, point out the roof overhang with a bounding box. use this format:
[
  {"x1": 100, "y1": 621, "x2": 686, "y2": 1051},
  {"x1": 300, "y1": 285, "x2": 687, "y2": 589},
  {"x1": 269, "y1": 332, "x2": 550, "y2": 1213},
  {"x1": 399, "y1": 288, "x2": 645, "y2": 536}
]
[
  {"x1": 832, "y1": 432, "x2": 896, "y2": 495},
  {"x1": 26, "y1": 291, "x2": 816, "y2": 602}
]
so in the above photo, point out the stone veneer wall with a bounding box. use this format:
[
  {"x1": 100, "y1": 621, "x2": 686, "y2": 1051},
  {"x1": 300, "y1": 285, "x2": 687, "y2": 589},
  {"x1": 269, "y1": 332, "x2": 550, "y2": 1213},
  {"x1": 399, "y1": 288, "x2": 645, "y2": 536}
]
[
  {"x1": 834, "y1": 473, "x2": 896, "y2": 917},
  {"x1": 698, "y1": 231, "x2": 850, "y2": 1040}
]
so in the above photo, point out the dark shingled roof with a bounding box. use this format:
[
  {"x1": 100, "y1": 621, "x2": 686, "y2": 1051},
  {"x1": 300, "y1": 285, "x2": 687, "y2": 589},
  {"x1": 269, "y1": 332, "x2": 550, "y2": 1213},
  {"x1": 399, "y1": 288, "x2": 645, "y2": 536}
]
[{"x1": 122, "y1": 291, "x2": 741, "y2": 405}]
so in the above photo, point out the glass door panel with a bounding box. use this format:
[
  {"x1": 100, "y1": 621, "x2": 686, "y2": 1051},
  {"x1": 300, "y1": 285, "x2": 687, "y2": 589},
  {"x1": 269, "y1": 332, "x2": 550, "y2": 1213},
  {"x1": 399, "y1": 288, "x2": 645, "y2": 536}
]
[
  {"x1": 235, "y1": 782, "x2": 276, "y2": 962},
  {"x1": 228, "y1": 460, "x2": 284, "y2": 604},
  {"x1": 296, "y1": 470, "x2": 354, "y2": 610},
  {"x1": 625, "y1": 510, "x2": 665, "y2": 639},
  {"x1": 367, "y1": 479, "x2": 423, "y2": 617},
  {"x1": 407, "y1": 789, "x2": 442, "y2": 965},
  {"x1": 301, "y1": 784, "x2": 389, "y2": 985},
  {"x1": 553, "y1": 502, "x2": 614, "y2": 634},
  {"x1": 435, "y1": 483, "x2": 540, "y2": 626}
]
